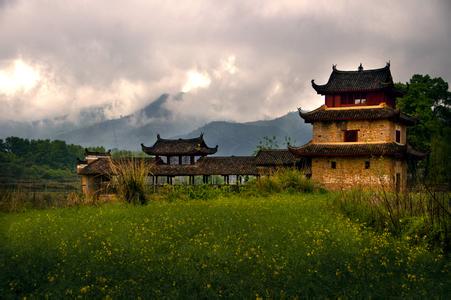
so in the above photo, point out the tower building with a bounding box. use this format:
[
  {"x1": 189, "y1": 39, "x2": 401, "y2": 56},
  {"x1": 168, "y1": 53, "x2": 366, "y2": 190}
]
[{"x1": 289, "y1": 63, "x2": 424, "y2": 191}]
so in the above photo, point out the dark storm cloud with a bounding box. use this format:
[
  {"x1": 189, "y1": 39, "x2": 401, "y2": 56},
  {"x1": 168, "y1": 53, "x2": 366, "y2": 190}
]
[{"x1": 0, "y1": 0, "x2": 449, "y2": 122}]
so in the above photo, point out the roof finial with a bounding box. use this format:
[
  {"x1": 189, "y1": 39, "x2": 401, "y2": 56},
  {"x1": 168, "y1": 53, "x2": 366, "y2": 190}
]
[
  {"x1": 156, "y1": 134, "x2": 161, "y2": 139},
  {"x1": 332, "y1": 64, "x2": 337, "y2": 71},
  {"x1": 386, "y1": 60, "x2": 391, "y2": 67},
  {"x1": 358, "y1": 63, "x2": 363, "y2": 71}
]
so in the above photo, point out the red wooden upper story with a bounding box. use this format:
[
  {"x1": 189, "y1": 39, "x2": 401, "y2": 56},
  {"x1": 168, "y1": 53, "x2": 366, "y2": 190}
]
[
  {"x1": 324, "y1": 91, "x2": 396, "y2": 108},
  {"x1": 312, "y1": 63, "x2": 403, "y2": 108}
]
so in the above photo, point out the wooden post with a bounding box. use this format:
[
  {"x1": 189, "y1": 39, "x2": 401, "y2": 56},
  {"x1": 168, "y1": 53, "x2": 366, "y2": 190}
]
[
  {"x1": 190, "y1": 156, "x2": 195, "y2": 165},
  {"x1": 179, "y1": 155, "x2": 182, "y2": 165}
]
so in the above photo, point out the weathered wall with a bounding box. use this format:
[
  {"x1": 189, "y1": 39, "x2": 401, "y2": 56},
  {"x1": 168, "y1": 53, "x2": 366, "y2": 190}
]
[
  {"x1": 312, "y1": 120, "x2": 405, "y2": 144},
  {"x1": 311, "y1": 157, "x2": 407, "y2": 191},
  {"x1": 81, "y1": 175, "x2": 105, "y2": 195}
]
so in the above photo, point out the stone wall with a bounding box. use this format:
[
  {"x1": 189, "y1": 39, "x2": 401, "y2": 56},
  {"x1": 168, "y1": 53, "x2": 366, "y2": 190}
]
[
  {"x1": 311, "y1": 157, "x2": 407, "y2": 191},
  {"x1": 312, "y1": 120, "x2": 406, "y2": 144}
]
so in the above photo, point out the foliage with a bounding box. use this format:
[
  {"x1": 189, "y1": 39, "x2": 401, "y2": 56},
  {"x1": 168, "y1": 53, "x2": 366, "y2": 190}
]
[
  {"x1": 150, "y1": 184, "x2": 234, "y2": 202},
  {"x1": 0, "y1": 136, "x2": 105, "y2": 181},
  {"x1": 396, "y1": 74, "x2": 451, "y2": 184},
  {"x1": 333, "y1": 188, "x2": 450, "y2": 252},
  {"x1": 252, "y1": 168, "x2": 319, "y2": 194},
  {"x1": 109, "y1": 158, "x2": 152, "y2": 205},
  {"x1": 0, "y1": 195, "x2": 449, "y2": 298},
  {"x1": 254, "y1": 135, "x2": 296, "y2": 154},
  {"x1": 111, "y1": 149, "x2": 148, "y2": 159}
]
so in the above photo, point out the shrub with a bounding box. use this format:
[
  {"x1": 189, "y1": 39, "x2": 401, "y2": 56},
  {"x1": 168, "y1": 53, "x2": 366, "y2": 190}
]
[
  {"x1": 150, "y1": 184, "x2": 230, "y2": 202},
  {"x1": 110, "y1": 158, "x2": 152, "y2": 205},
  {"x1": 253, "y1": 168, "x2": 318, "y2": 194}
]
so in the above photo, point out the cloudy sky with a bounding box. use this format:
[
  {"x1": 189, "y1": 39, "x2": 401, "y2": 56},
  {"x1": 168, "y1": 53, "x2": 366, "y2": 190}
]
[{"x1": 0, "y1": 0, "x2": 450, "y2": 123}]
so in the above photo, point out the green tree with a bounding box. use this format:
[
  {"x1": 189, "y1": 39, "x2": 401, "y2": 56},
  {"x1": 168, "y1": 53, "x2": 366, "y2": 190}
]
[{"x1": 396, "y1": 74, "x2": 451, "y2": 183}]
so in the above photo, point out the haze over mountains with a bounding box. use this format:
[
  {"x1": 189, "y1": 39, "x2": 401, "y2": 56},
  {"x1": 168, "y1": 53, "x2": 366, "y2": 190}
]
[{"x1": 0, "y1": 94, "x2": 311, "y2": 156}]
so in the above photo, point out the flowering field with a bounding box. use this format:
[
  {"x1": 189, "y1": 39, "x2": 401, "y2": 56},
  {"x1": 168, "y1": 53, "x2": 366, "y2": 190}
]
[{"x1": 0, "y1": 194, "x2": 449, "y2": 298}]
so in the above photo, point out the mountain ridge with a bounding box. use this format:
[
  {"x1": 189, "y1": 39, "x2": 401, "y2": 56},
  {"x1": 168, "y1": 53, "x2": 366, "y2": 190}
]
[{"x1": 0, "y1": 94, "x2": 312, "y2": 155}]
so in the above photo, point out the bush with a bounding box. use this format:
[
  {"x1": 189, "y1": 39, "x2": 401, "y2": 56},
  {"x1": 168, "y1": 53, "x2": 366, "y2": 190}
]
[
  {"x1": 150, "y1": 184, "x2": 231, "y2": 202},
  {"x1": 110, "y1": 158, "x2": 152, "y2": 205},
  {"x1": 253, "y1": 169, "x2": 318, "y2": 194}
]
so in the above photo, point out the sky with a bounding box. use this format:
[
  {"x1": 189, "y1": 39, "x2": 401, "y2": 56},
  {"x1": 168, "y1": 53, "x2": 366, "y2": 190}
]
[{"x1": 0, "y1": 0, "x2": 450, "y2": 123}]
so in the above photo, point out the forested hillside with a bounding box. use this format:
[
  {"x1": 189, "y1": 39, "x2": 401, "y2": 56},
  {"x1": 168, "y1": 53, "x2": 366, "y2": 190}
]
[{"x1": 0, "y1": 137, "x2": 104, "y2": 181}]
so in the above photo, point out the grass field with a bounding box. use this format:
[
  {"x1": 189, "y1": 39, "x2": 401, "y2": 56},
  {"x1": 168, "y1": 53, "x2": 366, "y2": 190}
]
[{"x1": 0, "y1": 194, "x2": 449, "y2": 298}]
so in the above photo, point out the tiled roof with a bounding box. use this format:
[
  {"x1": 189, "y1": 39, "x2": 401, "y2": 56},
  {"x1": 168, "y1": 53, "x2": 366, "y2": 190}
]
[
  {"x1": 77, "y1": 157, "x2": 157, "y2": 175},
  {"x1": 196, "y1": 156, "x2": 257, "y2": 175},
  {"x1": 141, "y1": 134, "x2": 218, "y2": 156},
  {"x1": 255, "y1": 149, "x2": 297, "y2": 166},
  {"x1": 312, "y1": 63, "x2": 398, "y2": 94},
  {"x1": 299, "y1": 105, "x2": 416, "y2": 125},
  {"x1": 288, "y1": 142, "x2": 424, "y2": 159},
  {"x1": 77, "y1": 156, "x2": 258, "y2": 176},
  {"x1": 77, "y1": 157, "x2": 112, "y2": 175}
]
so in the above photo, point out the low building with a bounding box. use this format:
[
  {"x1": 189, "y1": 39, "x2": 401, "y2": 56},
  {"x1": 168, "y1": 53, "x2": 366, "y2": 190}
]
[{"x1": 76, "y1": 135, "x2": 297, "y2": 195}]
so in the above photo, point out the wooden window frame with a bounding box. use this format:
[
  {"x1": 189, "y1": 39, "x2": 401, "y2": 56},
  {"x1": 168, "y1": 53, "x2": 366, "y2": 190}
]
[{"x1": 344, "y1": 130, "x2": 359, "y2": 142}]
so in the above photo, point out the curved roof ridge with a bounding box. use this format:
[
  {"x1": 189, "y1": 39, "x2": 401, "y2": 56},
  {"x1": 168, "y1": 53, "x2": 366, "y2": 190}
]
[
  {"x1": 312, "y1": 62, "x2": 394, "y2": 94},
  {"x1": 332, "y1": 62, "x2": 390, "y2": 74}
]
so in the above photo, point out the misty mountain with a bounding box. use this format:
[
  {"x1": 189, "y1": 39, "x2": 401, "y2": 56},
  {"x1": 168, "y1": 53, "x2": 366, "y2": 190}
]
[
  {"x1": 55, "y1": 94, "x2": 198, "y2": 150},
  {"x1": 0, "y1": 103, "x2": 112, "y2": 139},
  {"x1": 0, "y1": 92, "x2": 312, "y2": 155},
  {"x1": 180, "y1": 112, "x2": 311, "y2": 156}
]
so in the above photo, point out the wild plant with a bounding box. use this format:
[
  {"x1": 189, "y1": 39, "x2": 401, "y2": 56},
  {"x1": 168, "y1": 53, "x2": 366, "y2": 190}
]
[{"x1": 109, "y1": 158, "x2": 152, "y2": 205}]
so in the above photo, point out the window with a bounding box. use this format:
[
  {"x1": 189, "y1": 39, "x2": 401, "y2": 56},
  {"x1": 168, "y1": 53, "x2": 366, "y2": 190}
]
[
  {"x1": 182, "y1": 156, "x2": 191, "y2": 165},
  {"x1": 331, "y1": 161, "x2": 336, "y2": 169},
  {"x1": 344, "y1": 130, "x2": 358, "y2": 142},
  {"x1": 169, "y1": 156, "x2": 179, "y2": 165},
  {"x1": 354, "y1": 98, "x2": 367, "y2": 104},
  {"x1": 395, "y1": 130, "x2": 401, "y2": 143},
  {"x1": 341, "y1": 93, "x2": 367, "y2": 105},
  {"x1": 365, "y1": 161, "x2": 370, "y2": 169}
]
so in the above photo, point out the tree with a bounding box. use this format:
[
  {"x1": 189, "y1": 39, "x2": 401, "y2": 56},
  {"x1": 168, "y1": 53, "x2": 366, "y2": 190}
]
[
  {"x1": 254, "y1": 135, "x2": 296, "y2": 155},
  {"x1": 396, "y1": 74, "x2": 451, "y2": 184}
]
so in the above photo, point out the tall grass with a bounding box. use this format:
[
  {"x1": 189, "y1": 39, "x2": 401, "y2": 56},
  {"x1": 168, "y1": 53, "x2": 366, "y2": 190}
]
[
  {"x1": 109, "y1": 158, "x2": 152, "y2": 205},
  {"x1": 0, "y1": 190, "x2": 90, "y2": 213},
  {"x1": 333, "y1": 186, "x2": 450, "y2": 252}
]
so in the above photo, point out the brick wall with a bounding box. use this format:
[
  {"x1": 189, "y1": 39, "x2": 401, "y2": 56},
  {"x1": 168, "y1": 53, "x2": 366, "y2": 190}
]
[
  {"x1": 311, "y1": 157, "x2": 407, "y2": 191},
  {"x1": 312, "y1": 120, "x2": 406, "y2": 144}
]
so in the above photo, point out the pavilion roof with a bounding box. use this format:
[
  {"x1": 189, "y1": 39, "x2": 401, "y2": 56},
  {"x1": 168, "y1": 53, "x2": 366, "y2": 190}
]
[
  {"x1": 311, "y1": 63, "x2": 401, "y2": 95},
  {"x1": 298, "y1": 105, "x2": 416, "y2": 125},
  {"x1": 141, "y1": 134, "x2": 218, "y2": 156}
]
